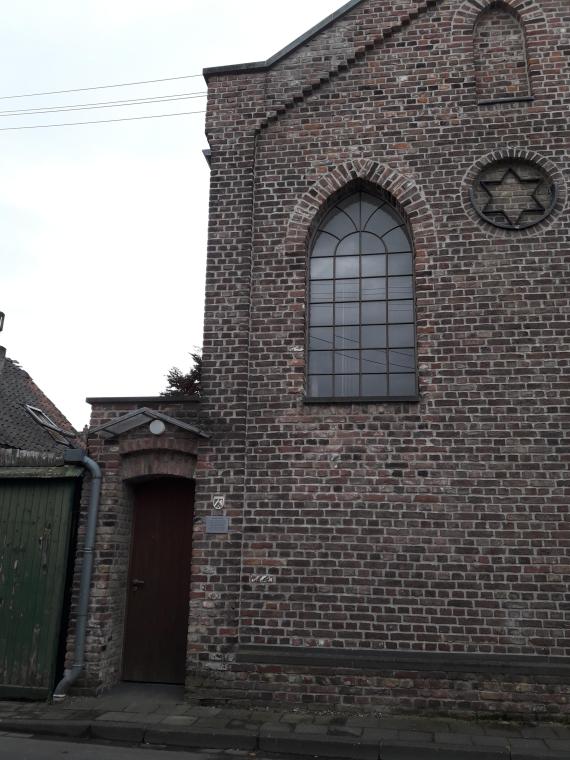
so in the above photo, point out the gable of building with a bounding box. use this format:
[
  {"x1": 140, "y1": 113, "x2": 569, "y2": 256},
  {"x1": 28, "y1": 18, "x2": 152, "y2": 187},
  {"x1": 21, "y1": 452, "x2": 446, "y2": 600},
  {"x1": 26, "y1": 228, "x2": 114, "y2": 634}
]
[
  {"x1": 204, "y1": 0, "x2": 551, "y2": 140},
  {"x1": 204, "y1": 0, "x2": 442, "y2": 137}
]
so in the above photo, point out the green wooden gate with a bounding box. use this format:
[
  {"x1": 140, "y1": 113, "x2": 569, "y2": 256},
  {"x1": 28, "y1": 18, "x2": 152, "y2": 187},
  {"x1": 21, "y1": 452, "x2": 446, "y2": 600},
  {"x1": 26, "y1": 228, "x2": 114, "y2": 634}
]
[{"x1": 0, "y1": 470, "x2": 81, "y2": 699}]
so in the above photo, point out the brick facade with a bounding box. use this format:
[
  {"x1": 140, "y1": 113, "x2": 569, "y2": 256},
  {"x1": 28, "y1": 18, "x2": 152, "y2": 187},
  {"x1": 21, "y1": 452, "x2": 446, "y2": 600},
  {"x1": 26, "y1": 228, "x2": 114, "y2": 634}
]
[
  {"x1": 191, "y1": 0, "x2": 570, "y2": 717},
  {"x1": 72, "y1": 0, "x2": 569, "y2": 718}
]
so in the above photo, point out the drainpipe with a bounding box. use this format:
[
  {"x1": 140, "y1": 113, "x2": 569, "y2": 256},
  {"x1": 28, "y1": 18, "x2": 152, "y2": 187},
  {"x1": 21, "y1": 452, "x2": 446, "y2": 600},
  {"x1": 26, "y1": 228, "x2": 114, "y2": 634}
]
[{"x1": 52, "y1": 449, "x2": 102, "y2": 702}]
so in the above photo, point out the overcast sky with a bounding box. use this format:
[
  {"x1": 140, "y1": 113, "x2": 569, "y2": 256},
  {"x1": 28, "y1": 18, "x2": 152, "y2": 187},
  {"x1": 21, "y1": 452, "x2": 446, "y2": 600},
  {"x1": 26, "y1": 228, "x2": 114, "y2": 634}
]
[{"x1": 0, "y1": 0, "x2": 345, "y2": 429}]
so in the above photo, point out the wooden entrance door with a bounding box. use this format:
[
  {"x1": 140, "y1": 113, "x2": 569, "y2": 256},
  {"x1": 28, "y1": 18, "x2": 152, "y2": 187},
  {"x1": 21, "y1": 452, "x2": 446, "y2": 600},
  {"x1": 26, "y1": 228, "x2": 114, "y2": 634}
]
[{"x1": 123, "y1": 478, "x2": 194, "y2": 684}]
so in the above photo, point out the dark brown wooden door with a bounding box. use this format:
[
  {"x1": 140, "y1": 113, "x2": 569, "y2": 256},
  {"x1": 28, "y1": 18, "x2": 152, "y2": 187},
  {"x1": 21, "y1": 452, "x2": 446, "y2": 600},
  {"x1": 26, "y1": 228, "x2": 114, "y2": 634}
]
[{"x1": 123, "y1": 478, "x2": 194, "y2": 684}]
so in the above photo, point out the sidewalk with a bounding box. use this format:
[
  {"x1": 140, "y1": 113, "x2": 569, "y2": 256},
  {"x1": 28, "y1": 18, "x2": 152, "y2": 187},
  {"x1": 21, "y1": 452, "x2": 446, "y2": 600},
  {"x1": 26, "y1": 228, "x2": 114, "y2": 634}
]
[{"x1": 1, "y1": 684, "x2": 570, "y2": 760}]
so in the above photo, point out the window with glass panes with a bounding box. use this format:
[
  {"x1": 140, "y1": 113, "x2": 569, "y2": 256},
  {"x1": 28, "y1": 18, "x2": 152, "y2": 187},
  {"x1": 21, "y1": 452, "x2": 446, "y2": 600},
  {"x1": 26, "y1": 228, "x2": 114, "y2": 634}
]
[{"x1": 307, "y1": 191, "x2": 417, "y2": 400}]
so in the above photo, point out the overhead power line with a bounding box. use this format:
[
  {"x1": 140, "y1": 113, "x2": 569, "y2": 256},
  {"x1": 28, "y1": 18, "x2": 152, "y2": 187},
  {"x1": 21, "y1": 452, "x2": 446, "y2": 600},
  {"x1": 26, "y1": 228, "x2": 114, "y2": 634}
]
[
  {"x1": 0, "y1": 109, "x2": 206, "y2": 132},
  {"x1": 0, "y1": 92, "x2": 207, "y2": 118},
  {"x1": 0, "y1": 73, "x2": 203, "y2": 101}
]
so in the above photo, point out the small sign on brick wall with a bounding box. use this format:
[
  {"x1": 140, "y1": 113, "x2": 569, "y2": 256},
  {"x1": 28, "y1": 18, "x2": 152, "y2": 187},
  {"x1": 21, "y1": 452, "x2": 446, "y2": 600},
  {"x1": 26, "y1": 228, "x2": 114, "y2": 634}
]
[{"x1": 205, "y1": 515, "x2": 229, "y2": 534}]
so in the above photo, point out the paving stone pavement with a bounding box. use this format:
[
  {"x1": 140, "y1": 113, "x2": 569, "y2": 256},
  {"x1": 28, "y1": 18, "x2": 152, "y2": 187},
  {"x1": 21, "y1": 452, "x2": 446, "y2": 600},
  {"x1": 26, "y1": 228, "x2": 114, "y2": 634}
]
[{"x1": 1, "y1": 686, "x2": 570, "y2": 759}]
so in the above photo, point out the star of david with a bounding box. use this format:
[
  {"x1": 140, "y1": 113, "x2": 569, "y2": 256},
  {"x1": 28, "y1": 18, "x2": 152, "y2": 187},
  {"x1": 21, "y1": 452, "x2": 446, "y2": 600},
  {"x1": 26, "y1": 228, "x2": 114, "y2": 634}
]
[{"x1": 479, "y1": 167, "x2": 546, "y2": 229}]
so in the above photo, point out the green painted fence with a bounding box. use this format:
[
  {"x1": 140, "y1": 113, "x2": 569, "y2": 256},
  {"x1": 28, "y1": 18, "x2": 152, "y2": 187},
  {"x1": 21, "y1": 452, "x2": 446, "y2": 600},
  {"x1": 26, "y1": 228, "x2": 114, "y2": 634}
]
[{"x1": 0, "y1": 473, "x2": 80, "y2": 699}]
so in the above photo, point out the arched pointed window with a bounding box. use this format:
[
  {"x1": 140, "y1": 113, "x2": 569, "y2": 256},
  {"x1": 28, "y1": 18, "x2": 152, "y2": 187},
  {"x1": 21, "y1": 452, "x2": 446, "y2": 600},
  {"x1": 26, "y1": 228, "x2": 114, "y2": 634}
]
[{"x1": 307, "y1": 190, "x2": 418, "y2": 401}]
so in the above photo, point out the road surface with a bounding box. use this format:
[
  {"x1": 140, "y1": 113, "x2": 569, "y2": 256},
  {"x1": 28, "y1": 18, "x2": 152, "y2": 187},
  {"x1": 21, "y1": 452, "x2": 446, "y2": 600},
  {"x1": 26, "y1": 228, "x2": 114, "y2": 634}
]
[{"x1": 0, "y1": 735, "x2": 254, "y2": 760}]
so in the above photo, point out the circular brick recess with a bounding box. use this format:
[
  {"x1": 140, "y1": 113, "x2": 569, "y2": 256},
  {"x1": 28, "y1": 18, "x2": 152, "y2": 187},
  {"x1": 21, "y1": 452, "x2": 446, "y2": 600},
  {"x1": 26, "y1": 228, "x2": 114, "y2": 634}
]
[
  {"x1": 470, "y1": 158, "x2": 556, "y2": 231},
  {"x1": 462, "y1": 149, "x2": 567, "y2": 238}
]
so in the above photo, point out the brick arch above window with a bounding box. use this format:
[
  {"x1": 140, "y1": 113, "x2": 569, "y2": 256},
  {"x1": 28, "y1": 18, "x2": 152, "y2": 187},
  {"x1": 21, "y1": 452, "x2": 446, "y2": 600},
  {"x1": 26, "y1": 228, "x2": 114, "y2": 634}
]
[
  {"x1": 453, "y1": 0, "x2": 547, "y2": 35},
  {"x1": 474, "y1": 2, "x2": 530, "y2": 102},
  {"x1": 286, "y1": 160, "x2": 438, "y2": 261},
  {"x1": 452, "y1": 0, "x2": 547, "y2": 100}
]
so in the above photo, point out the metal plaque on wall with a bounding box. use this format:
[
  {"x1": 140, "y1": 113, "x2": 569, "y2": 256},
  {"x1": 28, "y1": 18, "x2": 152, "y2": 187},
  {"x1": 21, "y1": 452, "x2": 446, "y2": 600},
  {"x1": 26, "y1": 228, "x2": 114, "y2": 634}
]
[{"x1": 205, "y1": 515, "x2": 230, "y2": 534}]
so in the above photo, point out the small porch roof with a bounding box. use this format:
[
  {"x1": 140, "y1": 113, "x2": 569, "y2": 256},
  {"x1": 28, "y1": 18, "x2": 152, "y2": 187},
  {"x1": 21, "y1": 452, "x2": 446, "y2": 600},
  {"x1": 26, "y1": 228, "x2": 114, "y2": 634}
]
[{"x1": 89, "y1": 407, "x2": 210, "y2": 440}]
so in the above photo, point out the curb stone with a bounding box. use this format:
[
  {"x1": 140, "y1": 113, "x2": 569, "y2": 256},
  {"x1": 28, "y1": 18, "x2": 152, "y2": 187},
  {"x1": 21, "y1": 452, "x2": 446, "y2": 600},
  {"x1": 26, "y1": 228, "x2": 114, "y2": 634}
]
[
  {"x1": 259, "y1": 723, "x2": 381, "y2": 760},
  {"x1": 0, "y1": 719, "x2": 91, "y2": 739},
  {"x1": 0, "y1": 715, "x2": 567, "y2": 760},
  {"x1": 144, "y1": 726, "x2": 257, "y2": 750},
  {"x1": 90, "y1": 721, "x2": 145, "y2": 744},
  {"x1": 379, "y1": 745, "x2": 508, "y2": 760},
  {"x1": 510, "y1": 752, "x2": 570, "y2": 760}
]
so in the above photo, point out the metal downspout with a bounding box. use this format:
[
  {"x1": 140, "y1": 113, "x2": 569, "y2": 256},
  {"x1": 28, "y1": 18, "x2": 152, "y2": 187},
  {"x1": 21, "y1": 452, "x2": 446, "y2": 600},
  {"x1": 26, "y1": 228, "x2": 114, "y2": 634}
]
[{"x1": 52, "y1": 449, "x2": 102, "y2": 702}]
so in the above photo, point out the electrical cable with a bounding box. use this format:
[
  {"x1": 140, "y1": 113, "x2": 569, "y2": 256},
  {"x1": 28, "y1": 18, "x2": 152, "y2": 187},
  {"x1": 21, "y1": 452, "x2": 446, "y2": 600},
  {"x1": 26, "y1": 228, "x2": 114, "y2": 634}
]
[
  {"x1": 0, "y1": 109, "x2": 206, "y2": 131},
  {"x1": 0, "y1": 93, "x2": 207, "y2": 118},
  {"x1": 0, "y1": 91, "x2": 206, "y2": 117},
  {"x1": 0, "y1": 74, "x2": 204, "y2": 101}
]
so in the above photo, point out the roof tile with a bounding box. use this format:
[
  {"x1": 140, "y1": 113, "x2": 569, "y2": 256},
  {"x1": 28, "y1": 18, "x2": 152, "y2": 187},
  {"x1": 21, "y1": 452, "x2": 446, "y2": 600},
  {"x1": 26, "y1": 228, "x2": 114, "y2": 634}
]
[{"x1": 0, "y1": 353, "x2": 77, "y2": 452}]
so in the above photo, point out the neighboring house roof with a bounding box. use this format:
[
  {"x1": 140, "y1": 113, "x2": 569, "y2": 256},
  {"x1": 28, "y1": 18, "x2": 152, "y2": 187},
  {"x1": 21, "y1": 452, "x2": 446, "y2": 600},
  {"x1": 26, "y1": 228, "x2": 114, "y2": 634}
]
[
  {"x1": 0, "y1": 350, "x2": 77, "y2": 452},
  {"x1": 203, "y1": 0, "x2": 366, "y2": 76}
]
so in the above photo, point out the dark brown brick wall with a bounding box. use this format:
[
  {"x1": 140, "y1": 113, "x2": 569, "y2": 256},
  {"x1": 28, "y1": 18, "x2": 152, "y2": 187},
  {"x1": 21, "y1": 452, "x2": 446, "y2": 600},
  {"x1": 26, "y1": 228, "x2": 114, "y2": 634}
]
[{"x1": 196, "y1": 0, "x2": 569, "y2": 715}]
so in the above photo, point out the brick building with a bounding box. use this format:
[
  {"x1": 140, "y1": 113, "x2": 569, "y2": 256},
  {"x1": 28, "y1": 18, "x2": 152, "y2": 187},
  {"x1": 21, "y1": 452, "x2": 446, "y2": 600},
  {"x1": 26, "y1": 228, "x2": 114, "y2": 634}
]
[{"x1": 76, "y1": 0, "x2": 569, "y2": 718}]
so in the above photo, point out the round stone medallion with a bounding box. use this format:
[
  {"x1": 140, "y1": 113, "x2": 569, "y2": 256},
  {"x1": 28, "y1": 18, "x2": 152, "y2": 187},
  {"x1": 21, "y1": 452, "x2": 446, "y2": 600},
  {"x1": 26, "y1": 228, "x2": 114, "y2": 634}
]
[{"x1": 470, "y1": 158, "x2": 556, "y2": 231}]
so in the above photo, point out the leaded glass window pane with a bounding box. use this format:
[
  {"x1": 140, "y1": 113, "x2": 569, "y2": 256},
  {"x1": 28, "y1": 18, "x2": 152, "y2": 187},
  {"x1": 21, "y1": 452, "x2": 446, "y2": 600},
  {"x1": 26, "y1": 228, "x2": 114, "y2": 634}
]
[
  {"x1": 362, "y1": 350, "x2": 387, "y2": 373},
  {"x1": 310, "y1": 304, "x2": 333, "y2": 326},
  {"x1": 335, "y1": 326, "x2": 359, "y2": 349},
  {"x1": 311, "y1": 258, "x2": 334, "y2": 279},
  {"x1": 336, "y1": 256, "x2": 359, "y2": 278},
  {"x1": 336, "y1": 350, "x2": 359, "y2": 374},
  {"x1": 309, "y1": 351, "x2": 333, "y2": 374},
  {"x1": 383, "y1": 227, "x2": 411, "y2": 252},
  {"x1": 335, "y1": 375, "x2": 359, "y2": 397},
  {"x1": 388, "y1": 300, "x2": 414, "y2": 324},
  {"x1": 388, "y1": 324, "x2": 414, "y2": 347},
  {"x1": 337, "y1": 233, "x2": 360, "y2": 256},
  {"x1": 336, "y1": 279, "x2": 360, "y2": 302},
  {"x1": 307, "y1": 190, "x2": 417, "y2": 400},
  {"x1": 362, "y1": 301, "x2": 386, "y2": 325},
  {"x1": 362, "y1": 255, "x2": 386, "y2": 277},
  {"x1": 365, "y1": 207, "x2": 400, "y2": 238},
  {"x1": 309, "y1": 375, "x2": 333, "y2": 398},
  {"x1": 362, "y1": 325, "x2": 387, "y2": 349},
  {"x1": 388, "y1": 252, "x2": 413, "y2": 276},
  {"x1": 338, "y1": 195, "x2": 361, "y2": 225},
  {"x1": 388, "y1": 349, "x2": 416, "y2": 373},
  {"x1": 312, "y1": 232, "x2": 337, "y2": 257},
  {"x1": 322, "y1": 210, "x2": 356, "y2": 238},
  {"x1": 389, "y1": 373, "x2": 417, "y2": 396},
  {"x1": 311, "y1": 280, "x2": 334, "y2": 303},
  {"x1": 361, "y1": 232, "x2": 385, "y2": 255},
  {"x1": 389, "y1": 276, "x2": 413, "y2": 300},
  {"x1": 309, "y1": 327, "x2": 333, "y2": 350},
  {"x1": 362, "y1": 278, "x2": 386, "y2": 301},
  {"x1": 335, "y1": 302, "x2": 359, "y2": 326},
  {"x1": 362, "y1": 374, "x2": 388, "y2": 396}
]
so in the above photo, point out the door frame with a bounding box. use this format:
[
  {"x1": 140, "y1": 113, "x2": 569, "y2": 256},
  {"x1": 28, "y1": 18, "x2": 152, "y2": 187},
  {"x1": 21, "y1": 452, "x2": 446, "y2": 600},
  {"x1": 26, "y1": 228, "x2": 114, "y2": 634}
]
[{"x1": 121, "y1": 476, "x2": 195, "y2": 684}]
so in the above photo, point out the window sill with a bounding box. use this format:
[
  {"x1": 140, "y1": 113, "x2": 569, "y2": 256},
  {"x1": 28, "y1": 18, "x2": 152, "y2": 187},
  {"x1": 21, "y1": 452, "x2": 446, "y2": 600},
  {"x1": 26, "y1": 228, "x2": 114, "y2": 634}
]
[{"x1": 304, "y1": 395, "x2": 420, "y2": 405}]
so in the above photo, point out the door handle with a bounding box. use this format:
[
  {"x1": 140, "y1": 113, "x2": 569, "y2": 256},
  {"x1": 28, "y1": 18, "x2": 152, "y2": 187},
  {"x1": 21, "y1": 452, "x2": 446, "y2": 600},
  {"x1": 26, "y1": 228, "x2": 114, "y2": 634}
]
[{"x1": 131, "y1": 579, "x2": 145, "y2": 591}]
